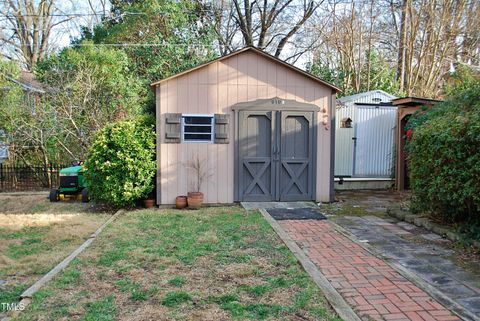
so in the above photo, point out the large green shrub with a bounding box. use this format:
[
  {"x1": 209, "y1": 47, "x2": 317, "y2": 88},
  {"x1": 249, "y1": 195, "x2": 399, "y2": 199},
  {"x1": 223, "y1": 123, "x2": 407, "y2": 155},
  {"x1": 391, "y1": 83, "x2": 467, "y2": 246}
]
[
  {"x1": 35, "y1": 42, "x2": 147, "y2": 161},
  {"x1": 407, "y1": 66, "x2": 480, "y2": 222},
  {"x1": 85, "y1": 120, "x2": 156, "y2": 207}
]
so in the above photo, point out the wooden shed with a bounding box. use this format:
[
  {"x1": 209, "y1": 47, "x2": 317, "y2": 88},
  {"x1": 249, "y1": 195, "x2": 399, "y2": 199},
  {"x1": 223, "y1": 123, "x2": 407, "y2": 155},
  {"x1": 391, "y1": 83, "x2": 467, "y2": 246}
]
[{"x1": 151, "y1": 47, "x2": 339, "y2": 205}]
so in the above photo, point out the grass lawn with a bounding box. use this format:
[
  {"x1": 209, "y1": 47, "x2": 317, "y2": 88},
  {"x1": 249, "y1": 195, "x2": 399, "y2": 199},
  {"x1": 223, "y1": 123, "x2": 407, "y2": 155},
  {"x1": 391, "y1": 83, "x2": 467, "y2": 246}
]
[
  {"x1": 14, "y1": 206, "x2": 341, "y2": 321},
  {"x1": 0, "y1": 194, "x2": 111, "y2": 317}
]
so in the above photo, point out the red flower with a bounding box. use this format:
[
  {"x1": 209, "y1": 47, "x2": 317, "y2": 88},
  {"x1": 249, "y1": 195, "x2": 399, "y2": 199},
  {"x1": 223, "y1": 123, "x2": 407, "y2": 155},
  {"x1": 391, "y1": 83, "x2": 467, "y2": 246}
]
[{"x1": 406, "y1": 129, "x2": 413, "y2": 140}]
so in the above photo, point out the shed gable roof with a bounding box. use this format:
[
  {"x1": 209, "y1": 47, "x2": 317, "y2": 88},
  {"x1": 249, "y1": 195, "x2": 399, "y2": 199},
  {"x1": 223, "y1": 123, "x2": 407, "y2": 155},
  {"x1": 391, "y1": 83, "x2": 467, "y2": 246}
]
[
  {"x1": 337, "y1": 90, "x2": 396, "y2": 104},
  {"x1": 150, "y1": 46, "x2": 340, "y2": 92}
]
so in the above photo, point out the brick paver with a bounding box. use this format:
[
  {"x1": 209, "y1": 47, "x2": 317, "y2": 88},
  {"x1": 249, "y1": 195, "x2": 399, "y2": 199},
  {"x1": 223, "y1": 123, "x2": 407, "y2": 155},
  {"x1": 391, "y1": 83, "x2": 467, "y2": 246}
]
[{"x1": 280, "y1": 220, "x2": 461, "y2": 321}]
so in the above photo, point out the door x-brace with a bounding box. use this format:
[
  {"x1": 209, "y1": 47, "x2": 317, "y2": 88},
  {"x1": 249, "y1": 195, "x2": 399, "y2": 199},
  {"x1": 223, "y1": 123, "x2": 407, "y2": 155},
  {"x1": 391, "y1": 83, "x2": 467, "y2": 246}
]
[
  {"x1": 281, "y1": 161, "x2": 308, "y2": 196},
  {"x1": 243, "y1": 160, "x2": 271, "y2": 195}
]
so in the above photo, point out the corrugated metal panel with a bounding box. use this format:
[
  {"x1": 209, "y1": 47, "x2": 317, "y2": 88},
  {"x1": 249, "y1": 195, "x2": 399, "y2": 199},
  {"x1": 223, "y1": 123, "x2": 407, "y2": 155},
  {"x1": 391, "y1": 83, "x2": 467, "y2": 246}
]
[
  {"x1": 335, "y1": 90, "x2": 397, "y2": 178},
  {"x1": 354, "y1": 105, "x2": 397, "y2": 177},
  {"x1": 334, "y1": 105, "x2": 355, "y2": 176}
]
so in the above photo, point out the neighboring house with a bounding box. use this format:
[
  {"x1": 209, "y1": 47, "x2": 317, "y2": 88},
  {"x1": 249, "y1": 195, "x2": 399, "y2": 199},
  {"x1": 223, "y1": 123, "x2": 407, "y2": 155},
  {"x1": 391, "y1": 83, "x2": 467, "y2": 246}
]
[
  {"x1": 335, "y1": 90, "x2": 397, "y2": 190},
  {"x1": 11, "y1": 71, "x2": 46, "y2": 114},
  {"x1": 151, "y1": 46, "x2": 339, "y2": 205},
  {"x1": 0, "y1": 71, "x2": 46, "y2": 161},
  {"x1": 0, "y1": 130, "x2": 7, "y2": 161}
]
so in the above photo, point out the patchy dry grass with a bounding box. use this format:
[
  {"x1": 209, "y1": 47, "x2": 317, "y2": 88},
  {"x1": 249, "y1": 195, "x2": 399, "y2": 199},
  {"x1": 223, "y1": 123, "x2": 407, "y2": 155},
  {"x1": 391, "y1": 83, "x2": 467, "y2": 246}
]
[
  {"x1": 14, "y1": 206, "x2": 341, "y2": 321},
  {"x1": 0, "y1": 194, "x2": 111, "y2": 317},
  {"x1": 0, "y1": 193, "x2": 106, "y2": 214}
]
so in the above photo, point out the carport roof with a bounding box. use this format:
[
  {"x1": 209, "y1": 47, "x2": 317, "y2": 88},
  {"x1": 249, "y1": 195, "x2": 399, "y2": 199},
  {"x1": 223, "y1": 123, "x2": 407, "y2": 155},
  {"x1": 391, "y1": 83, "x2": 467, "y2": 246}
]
[{"x1": 150, "y1": 46, "x2": 340, "y2": 92}]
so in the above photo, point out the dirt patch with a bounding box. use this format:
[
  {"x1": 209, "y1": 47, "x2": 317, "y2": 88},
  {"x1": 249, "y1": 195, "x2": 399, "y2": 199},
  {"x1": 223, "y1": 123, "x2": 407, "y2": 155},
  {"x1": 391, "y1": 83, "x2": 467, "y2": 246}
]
[
  {"x1": 121, "y1": 303, "x2": 172, "y2": 321},
  {"x1": 0, "y1": 213, "x2": 86, "y2": 229}
]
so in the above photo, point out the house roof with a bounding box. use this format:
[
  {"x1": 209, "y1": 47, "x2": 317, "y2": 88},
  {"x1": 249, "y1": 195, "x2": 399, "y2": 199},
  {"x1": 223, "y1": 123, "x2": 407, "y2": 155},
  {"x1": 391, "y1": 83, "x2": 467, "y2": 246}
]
[
  {"x1": 337, "y1": 90, "x2": 397, "y2": 104},
  {"x1": 3, "y1": 71, "x2": 45, "y2": 94},
  {"x1": 19, "y1": 71, "x2": 45, "y2": 93},
  {"x1": 150, "y1": 46, "x2": 340, "y2": 92},
  {"x1": 391, "y1": 96, "x2": 442, "y2": 107}
]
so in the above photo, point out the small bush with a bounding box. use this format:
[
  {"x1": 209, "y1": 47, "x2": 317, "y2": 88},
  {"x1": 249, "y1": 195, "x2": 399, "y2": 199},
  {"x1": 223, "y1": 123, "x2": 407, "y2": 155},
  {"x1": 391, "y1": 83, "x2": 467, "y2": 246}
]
[
  {"x1": 407, "y1": 66, "x2": 480, "y2": 222},
  {"x1": 85, "y1": 120, "x2": 155, "y2": 207}
]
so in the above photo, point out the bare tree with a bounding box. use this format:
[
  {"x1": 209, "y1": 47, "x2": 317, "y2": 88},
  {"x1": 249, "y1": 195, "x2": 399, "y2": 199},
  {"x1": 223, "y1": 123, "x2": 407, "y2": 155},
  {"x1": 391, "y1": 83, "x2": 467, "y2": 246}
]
[
  {"x1": 0, "y1": 0, "x2": 73, "y2": 70},
  {"x1": 401, "y1": 0, "x2": 469, "y2": 96},
  {"x1": 311, "y1": 0, "x2": 480, "y2": 98},
  {"x1": 204, "y1": 0, "x2": 323, "y2": 59},
  {"x1": 460, "y1": 0, "x2": 480, "y2": 65},
  {"x1": 311, "y1": 0, "x2": 384, "y2": 93},
  {"x1": 396, "y1": 0, "x2": 410, "y2": 92},
  {"x1": 210, "y1": 0, "x2": 240, "y2": 55}
]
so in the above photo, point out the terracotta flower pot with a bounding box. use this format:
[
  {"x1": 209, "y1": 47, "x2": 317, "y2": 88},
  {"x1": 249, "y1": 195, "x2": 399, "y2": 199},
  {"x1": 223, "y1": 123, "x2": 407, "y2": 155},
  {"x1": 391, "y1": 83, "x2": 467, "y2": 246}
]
[
  {"x1": 187, "y1": 192, "x2": 204, "y2": 209},
  {"x1": 143, "y1": 198, "x2": 155, "y2": 208},
  {"x1": 175, "y1": 196, "x2": 188, "y2": 209}
]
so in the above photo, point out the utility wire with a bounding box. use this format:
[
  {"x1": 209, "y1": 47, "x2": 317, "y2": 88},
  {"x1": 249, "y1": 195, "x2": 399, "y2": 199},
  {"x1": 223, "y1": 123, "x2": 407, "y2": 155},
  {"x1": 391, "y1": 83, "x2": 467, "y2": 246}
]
[
  {"x1": 0, "y1": 0, "x2": 379, "y2": 18},
  {"x1": 2, "y1": 39, "x2": 478, "y2": 64},
  {"x1": 0, "y1": 11, "x2": 144, "y2": 18}
]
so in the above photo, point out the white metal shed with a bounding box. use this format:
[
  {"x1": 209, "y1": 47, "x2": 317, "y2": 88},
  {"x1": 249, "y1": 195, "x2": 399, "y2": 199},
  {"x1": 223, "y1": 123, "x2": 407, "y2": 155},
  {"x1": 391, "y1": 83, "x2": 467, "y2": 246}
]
[{"x1": 335, "y1": 90, "x2": 397, "y2": 179}]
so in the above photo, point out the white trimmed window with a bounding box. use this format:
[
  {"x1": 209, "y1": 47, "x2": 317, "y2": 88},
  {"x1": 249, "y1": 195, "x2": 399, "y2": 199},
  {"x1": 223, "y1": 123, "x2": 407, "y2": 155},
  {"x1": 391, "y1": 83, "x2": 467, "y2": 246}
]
[{"x1": 181, "y1": 114, "x2": 214, "y2": 143}]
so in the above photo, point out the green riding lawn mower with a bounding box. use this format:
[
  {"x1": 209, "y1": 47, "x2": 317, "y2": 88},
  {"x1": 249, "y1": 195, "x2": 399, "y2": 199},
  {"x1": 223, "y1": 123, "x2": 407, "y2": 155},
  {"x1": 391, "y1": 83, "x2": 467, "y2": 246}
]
[{"x1": 49, "y1": 162, "x2": 89, "y2": 202}]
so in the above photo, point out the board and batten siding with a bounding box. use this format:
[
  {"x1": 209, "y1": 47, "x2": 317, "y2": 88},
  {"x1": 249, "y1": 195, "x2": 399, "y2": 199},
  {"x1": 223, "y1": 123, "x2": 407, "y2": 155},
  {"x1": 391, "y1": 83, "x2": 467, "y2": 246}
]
[{"x1": 155, "y1": 50, "x2": 333, "y2": 204}]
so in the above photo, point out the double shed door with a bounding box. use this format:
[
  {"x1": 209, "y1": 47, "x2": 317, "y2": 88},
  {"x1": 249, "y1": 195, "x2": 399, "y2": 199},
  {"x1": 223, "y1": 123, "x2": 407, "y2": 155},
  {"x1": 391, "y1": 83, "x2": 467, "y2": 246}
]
[{"x1": 238, "y1": 110, "x2": 315, "y2": 201}]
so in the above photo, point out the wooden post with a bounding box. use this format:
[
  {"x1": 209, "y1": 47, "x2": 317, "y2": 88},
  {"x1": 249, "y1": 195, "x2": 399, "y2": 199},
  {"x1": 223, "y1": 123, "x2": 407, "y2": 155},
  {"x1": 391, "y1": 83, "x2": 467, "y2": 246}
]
[{"x1": 49, "y1": 163, "x2": 53, "y2": 188}]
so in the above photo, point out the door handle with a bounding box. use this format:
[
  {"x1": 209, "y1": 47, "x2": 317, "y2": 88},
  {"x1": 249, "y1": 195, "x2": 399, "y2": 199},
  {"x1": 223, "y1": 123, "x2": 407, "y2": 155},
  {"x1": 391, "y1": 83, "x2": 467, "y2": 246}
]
[{"x1": 272, "y1": 146, "x2": 279, "y2": 162}]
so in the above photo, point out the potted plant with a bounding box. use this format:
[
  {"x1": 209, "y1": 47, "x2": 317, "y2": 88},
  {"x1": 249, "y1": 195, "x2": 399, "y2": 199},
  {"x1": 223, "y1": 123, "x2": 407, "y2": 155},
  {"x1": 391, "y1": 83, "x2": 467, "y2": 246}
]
[
  {"x1": 175, "y1": 195, "x2": 187, "y2": 209},
  {"x1": 187, "y1": 157, "x2": 212, "y2": 209},
  {"x1": 143, "y1": 175, "x2": 156, "y2": 208},
  {"x1": 143, "y1": 189, "x2": 155, "y2": 208}
]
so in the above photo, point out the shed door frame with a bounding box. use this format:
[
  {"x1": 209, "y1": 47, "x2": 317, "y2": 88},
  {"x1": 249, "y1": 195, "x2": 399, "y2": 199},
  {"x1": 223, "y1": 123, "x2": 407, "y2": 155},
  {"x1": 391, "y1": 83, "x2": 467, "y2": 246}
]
[
  {"x1": 352, "y1": 105, "x2": 397, "y2": 178},
  {"x1": 278, "y1": 111, "x2": 315, "y2": 201},
  {"x1": 233, "y1": 97, "x2": 319, "y2": 202},
  {"x1": 237, "y1": 110, "x2": 276, "y2": 201}
]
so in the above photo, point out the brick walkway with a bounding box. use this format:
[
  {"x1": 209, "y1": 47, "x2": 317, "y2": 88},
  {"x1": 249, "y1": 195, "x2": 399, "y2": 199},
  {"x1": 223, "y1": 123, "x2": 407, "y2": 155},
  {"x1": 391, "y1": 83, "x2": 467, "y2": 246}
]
[{"x1": 280, "y1": 220, "x2": 461, "y2": 321}]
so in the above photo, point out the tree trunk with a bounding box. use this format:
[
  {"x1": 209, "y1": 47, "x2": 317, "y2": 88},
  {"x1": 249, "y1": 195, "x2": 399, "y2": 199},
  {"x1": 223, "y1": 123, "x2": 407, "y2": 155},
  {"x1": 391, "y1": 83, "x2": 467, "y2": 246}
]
[{"x1": 397, "y1": 0, "x2": 410, "y2": 93}]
